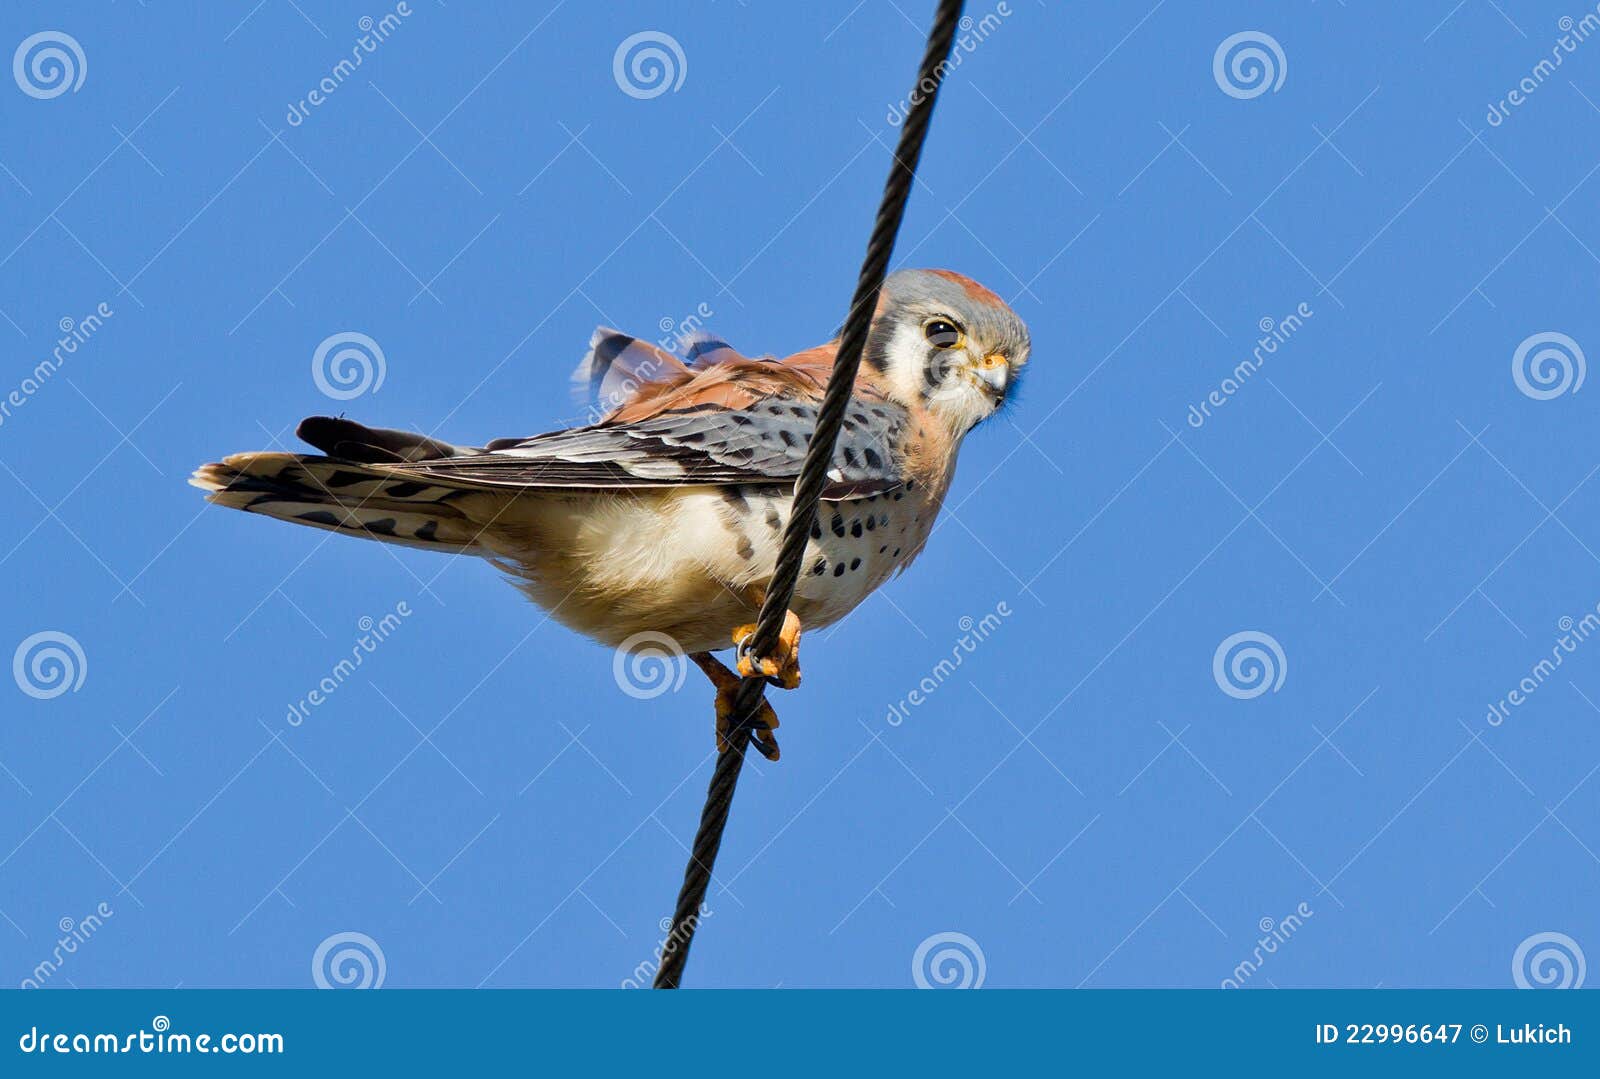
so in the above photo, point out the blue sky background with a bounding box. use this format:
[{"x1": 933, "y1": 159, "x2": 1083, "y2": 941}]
[{"x1": 1, "y1": 0, "x2": 1597, "y2": 990}]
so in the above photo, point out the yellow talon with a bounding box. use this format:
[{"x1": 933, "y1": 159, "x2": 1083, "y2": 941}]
[
  {"x1": 732, "y1": 609, "x2": 803, "y2": 690},
  {"x1": 692, "y1": 652, "x2": 781, "y2": 760}
]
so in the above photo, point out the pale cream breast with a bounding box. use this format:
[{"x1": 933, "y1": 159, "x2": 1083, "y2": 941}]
[{"x1": 462, "y1": 480, "x2": 947, "y2": 655}]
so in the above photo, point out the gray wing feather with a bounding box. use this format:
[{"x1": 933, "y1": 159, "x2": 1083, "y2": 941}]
[{"x1": 399, "y1": 398, "x2": 906, "y2": 499}]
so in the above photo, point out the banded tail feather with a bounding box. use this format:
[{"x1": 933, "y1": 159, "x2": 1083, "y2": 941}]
[
  {"x1": 567, "y1": 326, "x2": 758, "y2": 417},
  {"x1": 570, "y1": 327, "x2": 691, "y2": 413},
  {"x1": 189, "y1": 418, "x2": 488, "y2": 553}
]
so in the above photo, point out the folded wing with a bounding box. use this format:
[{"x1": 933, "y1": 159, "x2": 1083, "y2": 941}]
[{"x1": 367, "y1": 392, "x2": 906, "y2": 498}]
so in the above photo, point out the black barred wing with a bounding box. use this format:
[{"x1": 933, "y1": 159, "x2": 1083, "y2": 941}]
[{"x1": 396, "y1": 397, "x2": 908, "y2": 499}]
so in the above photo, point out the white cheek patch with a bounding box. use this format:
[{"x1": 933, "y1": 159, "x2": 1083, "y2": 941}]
[
  {"x1": 884, "y1": 321, "x2": 930, "y2": 403},
  {"x1": 879, "y1": 321, "x2": 1002, "y2": 432}
]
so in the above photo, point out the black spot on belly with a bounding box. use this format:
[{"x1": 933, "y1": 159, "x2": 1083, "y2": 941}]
[
  {"x1": 906, "y1": 479, "x2": 916, "y2": 491},
  {"x1": 849, "y1": 557, "x2": 861, "y2": 571},
  {"x1": 850, "y1": 519, "x2": 862, "y2": 538},
  {"x1": 736, "y1": 535, "x2": 755, "y2": 561},
  {"x1": 842, "y1": 447, "x2": 858, "y2": 467},
  {"x1": 863, "y1": 448, "x2": 883, "y2": 470},
  {"x1": 833, "y1": 563, "x2": 846, "y2": 577},
  {"x1": 779, "y1": 429, "x2": 797, "y2": 447},
  {"x1": 364, "y1": 517, "x2": 398, "y2": 536},
  {"x1": 864, "y1": 516, "x2": 875, "y2": 532},
  {"x1": 415, "y1": 520, "x2": 439, "y2": 541},
  {"x1": 829, "y1": 512, "x2": 845, "y2": 538},
  {"x1": 296, "y1": 510, "x2": 342, "y2": 526},
  {"x1": 385, "y1": 481, "x2": 428, "y2": 498},
  {"x1": 892, "y1": 491, "x2": 904, "y2": 501},
  {"x1": 878, "y1": 545, "x2": 887, "y2": 554},
  {"x1": 811, "y1": 558, "x2": 827, "y2": 575},
  {"x1": 893, "y1": 547, "x2": 901, "y2": 557},
  {"x1": 324, "y1": 470, "x2": 372, "y2": 489},
  {"x1": 810, "y1": 519, "x2": 822, "y2": 540}
]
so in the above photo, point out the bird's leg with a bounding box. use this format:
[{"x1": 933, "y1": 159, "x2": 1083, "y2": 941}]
[
  {"x1": 732, "y1": 596, "x2": 803, "y2": 690},
  {"x1": 689, "y1": 651, "x2": 780, "y2": 761}
]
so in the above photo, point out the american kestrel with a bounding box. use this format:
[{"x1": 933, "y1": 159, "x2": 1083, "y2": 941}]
[{"x1": 192, "y1": 268, "x2": 1030, "y2": 758}]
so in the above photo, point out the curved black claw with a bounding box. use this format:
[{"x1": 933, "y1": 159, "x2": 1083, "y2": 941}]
[{"x1": 690, "y1": 651, "x2": 781, "y2": 761}]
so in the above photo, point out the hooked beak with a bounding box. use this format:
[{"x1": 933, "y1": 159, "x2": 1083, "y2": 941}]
[{"x1": 975, "y1": 352, "x2": 1009, "y2": 402}]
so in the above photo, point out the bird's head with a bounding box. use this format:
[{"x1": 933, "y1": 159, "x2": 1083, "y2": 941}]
[{"x1": 862, "y1": 268, "x2": 1030, "y2": 435}]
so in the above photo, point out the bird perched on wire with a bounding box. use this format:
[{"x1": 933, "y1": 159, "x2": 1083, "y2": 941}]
[{"x1": 192, "y1": 268, "x2": 1030, "y2": 759}]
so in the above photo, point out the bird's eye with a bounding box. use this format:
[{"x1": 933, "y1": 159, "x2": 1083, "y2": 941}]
[{"x1": 923, "y1": 319, "x2": 962, "y2": 349}]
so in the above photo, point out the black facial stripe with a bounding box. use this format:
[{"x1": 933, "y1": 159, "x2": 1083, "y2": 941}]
[
  {"x1": 862, "y1": 320, "x2": 892, "y2": 372},
  {"x1": 921, "y1": 345, "x2": 944, "y2": 395}
]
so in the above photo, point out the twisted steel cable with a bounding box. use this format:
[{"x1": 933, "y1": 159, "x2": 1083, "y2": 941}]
[{"x1": 653, "y1": 0, "x2": 967, "y2": 989}]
